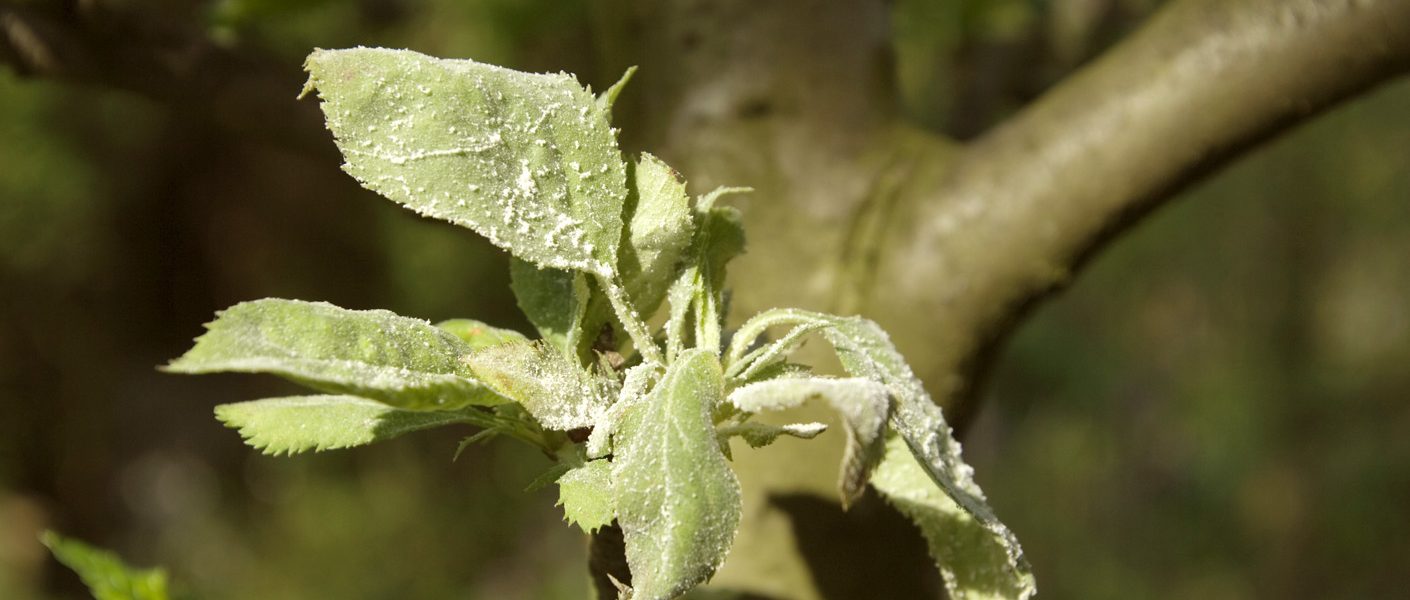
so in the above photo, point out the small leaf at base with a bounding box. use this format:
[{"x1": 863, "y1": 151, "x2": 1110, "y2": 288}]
[
  {"x1": 558, "y1": 459, "x2": 616, "y2": 534},
  {"x1": 216, "y1": 395, "x2": 491, "y2": 456}
]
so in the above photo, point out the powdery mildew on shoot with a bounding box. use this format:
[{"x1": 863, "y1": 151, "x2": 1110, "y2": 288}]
[
  {"x1": 586, "y1": 362, "x2": 659, "y2": 458},
  {"x1": 612, "y1": 350, "x2": 741, "y2": 599},
  {"x1": 304, "y1": 48, "x2": 627, "y2": 276},
  {"x1": 715, "y1": 421, "x2": 828, "y2": 457},
  {"x1": 819, "y1": 315, "x2": 1036, "y2": 598},
  {"x1": 871, "y1": 435, "x2": 1036, "y2": 600},
  {"x1": 166, "y1": 48, "x2": 1039, "y2": 600},
  {"x1": 166, "y1": 299, "x2": 500, "y2": 410},
  {"x1": 722, "y1": 308, "x2": 1035, "y2": 598},
  {"x1": 463, "y1": 340, "x2": 615, "y2": 431},
  {"x1": 727, "y1": 376, "x2": 890, "y2": 506}
]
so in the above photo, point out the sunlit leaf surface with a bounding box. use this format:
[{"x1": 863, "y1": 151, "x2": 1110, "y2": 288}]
[
  {"x1": 613, "y1": 350, "x2": 740, "y2": 599},
  {"x1": 305, "y1": 47, "x2": 627, "y2": 275},
  {"x1": 167, "y1": 299, "x2": 500, "y2": 410}
]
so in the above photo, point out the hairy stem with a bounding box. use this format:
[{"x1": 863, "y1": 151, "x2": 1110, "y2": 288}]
[{"x1": 599, "y1": 275, "x2": 665, "y2": 365}]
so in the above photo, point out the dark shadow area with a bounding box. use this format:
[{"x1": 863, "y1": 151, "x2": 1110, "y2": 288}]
[{"x1": 773, "y1": 491, "x2": 942, "y2": 599}]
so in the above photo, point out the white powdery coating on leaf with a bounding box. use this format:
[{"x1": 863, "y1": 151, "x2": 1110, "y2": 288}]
[
  {"x1": 612, "y1": 350, "x2": 740, "y2": 599},
  {"x1": 165, "y1": 299, "x2": 497, "y2": 410},
  {"x1": 727, "y1": 376, "x2": 889, "y2": 504},
  {"x1": 871, "y1": 436, "x2": 1038, "y2": 599},
  {"x1": 819, "y1": 316, "x2": 1032, "y2": 588},
  {"x1": 462, "y1": 341, "x2": 613, "y2": 431},
  {"x1": 587, "y1": 363, "x2": 658, "y2": 458},
  {"x1": 719, "y1": 421, "x2": 828, "y2": 450},
  {"x1": 726, "y1": 308, "x2": 1034, "y2": 595},
  {"x1": 306, "y1": 48, "x2": 625, "y2": 276}
]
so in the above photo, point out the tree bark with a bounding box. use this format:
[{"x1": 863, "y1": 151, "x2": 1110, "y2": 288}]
[
  {"x1": 872, "y1": 0, "x2": 1410, "y2": 432},
  {"x1": 599, "y1": 0, "x2": 1410, "y2": 596}
]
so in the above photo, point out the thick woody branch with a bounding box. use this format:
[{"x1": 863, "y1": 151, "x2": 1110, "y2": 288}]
[
  {"x1": 0, "y1": 2, "x2": 331, "y2": 155},
  {"x1": 871, "y1": 0, "x2": 1410, "y2": 431}
]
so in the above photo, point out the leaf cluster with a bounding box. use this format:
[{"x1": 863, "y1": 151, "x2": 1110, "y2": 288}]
[{"x1": 163, "y1": 48, "x2": 1035, "y2": 599}]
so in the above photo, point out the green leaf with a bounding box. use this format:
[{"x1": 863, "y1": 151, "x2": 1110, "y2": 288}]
[
  {"x1": 525, "y1": 463, "x2": 575, "y2": 492},
  {"x1": 727, "y1": 376, "x2": 889, "y2": 507},
  {"x1": 305, "y1": 47, "x2": 627, "y2": 276},
  {"x1": 166, "y1": 299, "x2": 501, "y2": 410},
  {"x1": 42, "y1": 531, "x2": 171, "y2": 600},
  {"x1": 730, "y1": 308, "x2": 1034, "y2": 596},
  {"x1": 557, "y1": 458, "x2": 615, "y2": 533},
  {"x1": 664, "y1": 196, "x2": 748, "y2": 358},
  {"x1": 697, "y1": 203, "x2": 746, "y2": 295},
  {"x1": 509, "y1": 259, "x2": 616, "y2": 362},
  {"x1": 435, "y1": 318, "x2": 529, "y2": 350},
  {"x1": 620, "y1": 153, "x2": 694, "y2": 319},
  {"x1": 586, "y1": 363, "x2": 660, "y2": 459},
  {"x1": 717, "y1": 421, "x2": 826, "y2": 455},
  {"x1": 724, "y1": 321, "x2": 829, "y2": 379},
  {"x1": 664, "y1": 262, "x2": 698, "y2": 361},
  {"x1": 215, "y1": 395, "x2": 491, "y2": 456},
  {"x1": 871, "y1": 435, "x2": 1037, "y2": 600},
  {"x1": 596, "y1": 65, "x2": 637, "y2": 113},
  {"x1": 693, "y1": 205, "x2": 746, "y2": 353},
  {"x1": 463, "y1": 340, "x2": 614, "y2": 431},
  {"x1": 510, "y1": 259, "x2": 589, "y2": 354},
  {"x1": 613, "y1": 349, "x2": 740, "y2": 599}
]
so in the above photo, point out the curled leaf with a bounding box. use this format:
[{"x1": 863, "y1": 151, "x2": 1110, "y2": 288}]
[
  {"x1": 717, "y1": 421, "x2": 827, "y2": 454},
  {"x1": 872, "y1": 436, "x2": 1037, "y2": 599},
  {"x1": 728, "y1": 376, "x2": 889, "y2": 506},
  {"x1": 730, "y1": 308, "x2": 1035, "y2": 596}
]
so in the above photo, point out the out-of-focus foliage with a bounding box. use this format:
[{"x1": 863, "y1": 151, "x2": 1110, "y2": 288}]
[
  {"x1": 41, "y1": 532, "x2": 171, "y2": 600},
  {"x1": 1, "y1": 0, "x2": 1407, "y2": 598}
]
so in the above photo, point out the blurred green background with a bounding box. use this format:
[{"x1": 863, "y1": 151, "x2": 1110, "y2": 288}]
[{"x1": 2, "y1": 0, "x2": 1407, "y2": 598}]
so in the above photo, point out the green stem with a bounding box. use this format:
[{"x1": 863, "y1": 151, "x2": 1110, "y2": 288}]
[{"x1": 599, "y1": 275, "x2": 665, "y2": 365}]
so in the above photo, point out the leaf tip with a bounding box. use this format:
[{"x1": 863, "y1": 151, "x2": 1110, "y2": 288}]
[{"x1": 599, "y1": 65, "x2": 638, "y2": 109}]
